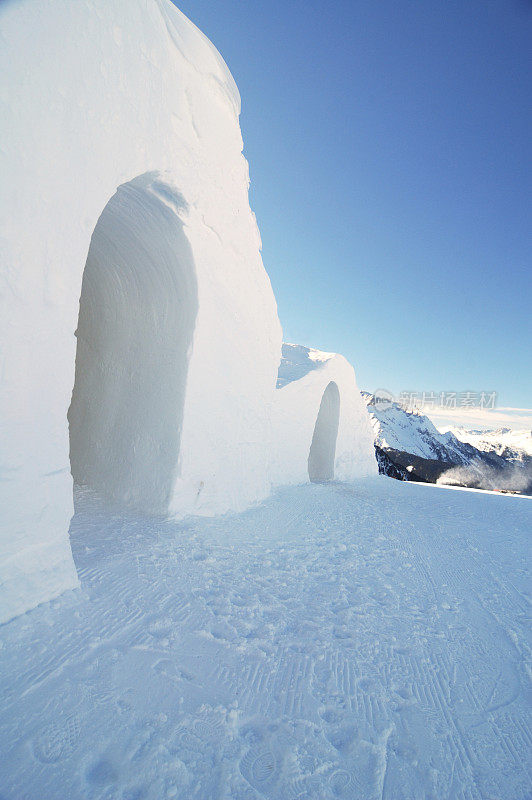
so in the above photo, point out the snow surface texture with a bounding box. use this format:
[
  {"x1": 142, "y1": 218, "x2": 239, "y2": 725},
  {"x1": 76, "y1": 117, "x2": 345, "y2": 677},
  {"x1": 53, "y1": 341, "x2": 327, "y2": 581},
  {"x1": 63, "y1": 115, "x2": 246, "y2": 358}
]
[
  {"x1": 273, "y1": 345, "x2": 377, "y2": 487},
  {"x1": 0, "y1": 478, "x2": 530, "y2": 799},
  {"x1": 0, "y1": 2, "x2": 375, "y2": 622}
]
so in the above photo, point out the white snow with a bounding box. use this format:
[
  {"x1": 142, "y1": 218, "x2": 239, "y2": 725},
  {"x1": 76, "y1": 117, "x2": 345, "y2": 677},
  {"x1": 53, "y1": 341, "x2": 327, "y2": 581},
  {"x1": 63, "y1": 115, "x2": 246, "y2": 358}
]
[
  {"x1": 0, "y1": 478, "x2": 530, "y2": 799},
  {"x1": 277, "y1": 343, "x2": 338, "y2": 388}
]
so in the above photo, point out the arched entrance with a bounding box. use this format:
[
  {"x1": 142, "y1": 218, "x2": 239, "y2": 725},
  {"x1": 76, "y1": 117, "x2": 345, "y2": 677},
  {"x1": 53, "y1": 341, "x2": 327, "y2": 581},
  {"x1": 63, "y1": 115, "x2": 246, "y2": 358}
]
[
  {"x1": 68, "y1": 174, "x2": 198, "y2": 514},
  {"x1": 308, "y1": 381, "x2": 340, "y2": 483}
]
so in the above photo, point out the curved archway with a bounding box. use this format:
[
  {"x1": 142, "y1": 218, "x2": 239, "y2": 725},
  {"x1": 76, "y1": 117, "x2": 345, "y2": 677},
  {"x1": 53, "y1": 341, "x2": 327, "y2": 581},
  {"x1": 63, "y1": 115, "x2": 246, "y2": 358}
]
[
  {"x1": 68, "y1": 174, "x2": 198, "y2": 514},
  {"x1": 308, "y1": 381, "x2": 340, "y2": 483}
]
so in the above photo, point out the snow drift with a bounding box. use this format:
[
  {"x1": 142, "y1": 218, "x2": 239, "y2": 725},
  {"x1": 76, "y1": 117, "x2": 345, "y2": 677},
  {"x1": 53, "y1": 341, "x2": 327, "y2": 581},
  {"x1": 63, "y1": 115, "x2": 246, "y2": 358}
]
[{"x1": 0, "y1": 1, "x2": 375, "y2": 622}]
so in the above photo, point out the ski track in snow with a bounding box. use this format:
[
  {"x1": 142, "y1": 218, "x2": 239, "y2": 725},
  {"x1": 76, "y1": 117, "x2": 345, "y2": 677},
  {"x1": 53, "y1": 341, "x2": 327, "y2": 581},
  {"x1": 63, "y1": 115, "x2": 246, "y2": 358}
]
[{"x1": 0, "y1": 477, "x2": 530, "y2": 799}]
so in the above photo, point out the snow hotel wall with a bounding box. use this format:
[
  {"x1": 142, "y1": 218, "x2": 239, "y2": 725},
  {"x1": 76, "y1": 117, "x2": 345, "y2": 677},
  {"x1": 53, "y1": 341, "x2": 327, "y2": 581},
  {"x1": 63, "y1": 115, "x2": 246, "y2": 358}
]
[
  {"x1": 0, "y1": 2, "x2": 377, "y2": 624},
  {"x1": 0, "y1": 0, "x2": 282, "y2": 622},
  {"x1": 273, "y1": 345, "x2": 377, "y2": 487}
]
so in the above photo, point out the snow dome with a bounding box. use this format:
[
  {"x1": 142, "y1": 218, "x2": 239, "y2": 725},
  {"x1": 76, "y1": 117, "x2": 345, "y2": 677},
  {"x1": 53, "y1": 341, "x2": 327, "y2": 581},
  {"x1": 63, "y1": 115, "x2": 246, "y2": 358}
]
[{"x1": 0, "y1": 0, "x2": 376, "y2": 622}]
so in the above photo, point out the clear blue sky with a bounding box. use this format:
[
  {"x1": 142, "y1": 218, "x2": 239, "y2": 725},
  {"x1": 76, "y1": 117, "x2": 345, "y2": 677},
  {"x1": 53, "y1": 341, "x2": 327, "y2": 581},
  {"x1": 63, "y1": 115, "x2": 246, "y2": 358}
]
[{"x1": 173, "y1": 0, "x2": 531, "y2": 407}]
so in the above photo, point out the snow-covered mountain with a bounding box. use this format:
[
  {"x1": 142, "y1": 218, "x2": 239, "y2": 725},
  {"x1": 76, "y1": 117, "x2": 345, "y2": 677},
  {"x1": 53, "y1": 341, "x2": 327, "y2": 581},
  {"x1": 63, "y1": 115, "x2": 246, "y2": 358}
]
[
  {"x1": 445, "y1": 426, "x2": 532, "y2": 460},
  {"x1": 363, "y1": 392, "x2": 532, "y2": 494},
  {"x1": 362, "y1": 392, "x2": 474, "y2": 463}
]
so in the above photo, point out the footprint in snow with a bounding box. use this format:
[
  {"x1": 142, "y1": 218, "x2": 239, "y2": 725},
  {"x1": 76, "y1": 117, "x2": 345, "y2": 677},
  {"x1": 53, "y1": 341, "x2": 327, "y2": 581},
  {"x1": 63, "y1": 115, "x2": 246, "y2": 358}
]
[
  {"x1": 32, "y1": 714, "x2": 81, "y2": 763},
  {"x1": 319, "y1": 707, "x2": 344, "y2": 725},
  {"x1": 239, "y1": 747, "x2": 279, "y2": 795},
  {"x1": 147, "y1": 617, "x2": 173, "y2": 639},
  {"x1": 325, "y1": 725, "x2": 357, "y2": 754},
  {"x1": 153, "y1": 658, "x2": 196, "y2": 685},
  {"x1": 330, "y1": 769, "x2": 358, "y2": 797}
]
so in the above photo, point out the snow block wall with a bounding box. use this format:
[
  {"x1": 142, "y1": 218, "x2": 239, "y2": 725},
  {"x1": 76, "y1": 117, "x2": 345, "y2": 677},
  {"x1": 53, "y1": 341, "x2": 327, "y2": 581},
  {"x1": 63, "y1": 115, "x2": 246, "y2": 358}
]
[
  {"x1": 273, "y1": 345, "x2": 377, "y2": 487},
  {"x1": 0, "y1": 0, "x2": 375, "y2": 623},
  {"x1": 0, "y1": 0, "x2": 281, "y2": 623}
]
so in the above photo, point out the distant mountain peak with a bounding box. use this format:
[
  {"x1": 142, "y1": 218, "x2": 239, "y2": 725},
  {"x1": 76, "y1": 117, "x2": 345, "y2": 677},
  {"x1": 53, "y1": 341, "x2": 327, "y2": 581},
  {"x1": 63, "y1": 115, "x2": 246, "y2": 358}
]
[{"x1": 363, "y1": 392, "x2": 532, "y2": 494}]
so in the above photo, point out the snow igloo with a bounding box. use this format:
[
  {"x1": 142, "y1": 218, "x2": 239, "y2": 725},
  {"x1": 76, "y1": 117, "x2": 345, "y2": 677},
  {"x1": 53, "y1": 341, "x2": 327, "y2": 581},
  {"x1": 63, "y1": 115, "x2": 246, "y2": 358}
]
[{"x1": 0, "y1": 0, "x2": 376, "y2": 623}]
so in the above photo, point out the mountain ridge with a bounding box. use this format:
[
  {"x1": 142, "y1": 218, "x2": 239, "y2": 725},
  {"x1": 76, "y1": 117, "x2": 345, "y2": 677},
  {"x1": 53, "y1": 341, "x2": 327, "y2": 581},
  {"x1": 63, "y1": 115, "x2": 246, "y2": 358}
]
[{"x1": 362, "y1": 392, "x2": 532, "y2": 495}]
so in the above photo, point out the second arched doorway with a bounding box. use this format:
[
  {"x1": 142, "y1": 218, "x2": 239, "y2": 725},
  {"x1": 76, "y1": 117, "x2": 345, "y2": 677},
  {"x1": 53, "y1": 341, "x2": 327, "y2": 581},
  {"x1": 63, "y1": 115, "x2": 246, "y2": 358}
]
[{"x1": 308, "y1": 381, "x2": 340, "y2": 483}]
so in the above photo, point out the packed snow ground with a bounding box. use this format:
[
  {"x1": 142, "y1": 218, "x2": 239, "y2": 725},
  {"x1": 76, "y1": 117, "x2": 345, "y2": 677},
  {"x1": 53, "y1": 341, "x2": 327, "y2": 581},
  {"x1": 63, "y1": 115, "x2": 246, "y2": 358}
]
[{"x1": 1, "y1": 478, "x2": 530, "y2": 800}]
